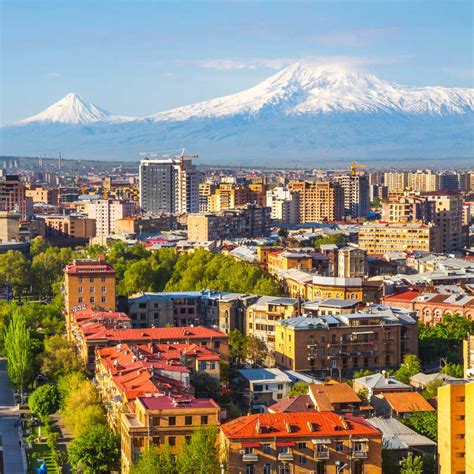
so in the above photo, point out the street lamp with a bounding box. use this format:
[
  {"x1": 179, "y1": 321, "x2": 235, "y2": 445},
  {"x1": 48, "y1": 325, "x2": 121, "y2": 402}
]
[{"x1": 335, "y1": 461, "x2": 348, "y2": 474}]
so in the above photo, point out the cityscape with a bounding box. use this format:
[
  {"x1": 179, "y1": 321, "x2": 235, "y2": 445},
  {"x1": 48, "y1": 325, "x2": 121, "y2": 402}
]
[{"x1": 1, "y1": 1, "x2": 473, "y2": 474}]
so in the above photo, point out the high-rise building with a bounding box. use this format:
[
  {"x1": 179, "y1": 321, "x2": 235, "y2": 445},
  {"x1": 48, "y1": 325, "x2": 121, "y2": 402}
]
[
  {"x1": 139, "y1": 156, "x2": 199, "y2": 214},
  {"x1": 266, "y1": 187, "x2": 300, "y2": 225},
  {"x1": 333, "y1": 174, "x2": 370, "y2": 218},
  {"x1": 87, "y1": 199, "x2": 136, "y2": 237},
  {"x1": 425, "y1": 191, "x2": 464, "y2": 252},
  {"x1": 0, "y1": 175, "x2": 29, "y2": 219},
  {"x1": 384, "y1": 172, "x2": 408, "y2": 193},
  {"x1": 289, "y1": 180, "x2": 344, "y2": 223},
  {"x1": 407, "y1": 170, "x2": 440, "y2": 192}
]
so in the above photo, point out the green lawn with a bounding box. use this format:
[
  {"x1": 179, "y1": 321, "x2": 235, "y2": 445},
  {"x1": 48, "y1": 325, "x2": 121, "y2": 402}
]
[{"x1": 27, "y1": 443, "x2": 58, "y2": 474}]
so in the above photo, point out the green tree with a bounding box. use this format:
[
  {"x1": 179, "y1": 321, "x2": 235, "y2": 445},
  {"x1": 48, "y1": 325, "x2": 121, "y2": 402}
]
[
  {"x1": 288, "y1": 382, "x2": 309, "y2": 397},
  {"x1": 313, "y1": 234, "x2": 348, "y2": 249},
  {"x1": 401, "y1": 454, "x2": 423, "y2": 474},
  {"x1": 403, "y1": 412, "x2": 437, "y2": 441},
  {"x1": 0, "y1": 250, "x2": 31, "y2": 297},
  {"x1": 382, "y1": 441, "x2": 400, "y2": 474},
  {"x1": 56, "y1": 371, "x2": 87, "y2": 406},
  {"x1": 229, "y1": 330, "x2": 246, "y2": 367},
  {"x1": 131, "y1": 445, "x2": 177, "y2": 474},
  {"x1": 30, "y1": 237, "x2": 51, "y2": 256},
  {"x1": 41, "y1": 335, "x2": 83, "y2": 380},
  {"x1": 28, "y1": 384, "x2": 60, "y2": 419},
  {"x1": 421, "y1": 378, "x2": 443, "y2": 400},
  {"x1": 192, "y1": 372, "x2": 220, "y2": 399},
  {"x1": 440, "y1": 362, "x2": 464, "y2": 378},
  {"x1": 244, "y1": 335, "x2": 268, "y2": 367},
  {"x1": 176, "y1": 426, "x2": 220, "y2": 474},
  {"x1": 69, "y1": 424, "x2": 119, "y2": 473},
  {"x1": 354, "y1": 369, "x2": 374, "y2": 379},
  {"x1": 4, "y1": 309, "x2": 34, "y2": 398},
  {"x1": 393, "y1": 354, "x2": 421, "y2": 385}
]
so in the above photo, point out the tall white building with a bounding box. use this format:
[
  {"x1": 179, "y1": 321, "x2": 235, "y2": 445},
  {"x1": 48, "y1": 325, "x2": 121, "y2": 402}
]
[
  {"x1": 266, "y1": 187, "x2": 299, "y2": 225},
  {"x1": 87, "y1": 199, "x2": 136, "y2": 237},
  {"x1": 139, "y1": 156, "x2": 199, "y2": 214}
]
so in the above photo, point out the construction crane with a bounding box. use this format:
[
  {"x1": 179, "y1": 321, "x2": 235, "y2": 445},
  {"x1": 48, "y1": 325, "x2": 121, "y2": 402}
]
[{"x1": 349, "y1": 160, "x2": 368, "y2": 176}]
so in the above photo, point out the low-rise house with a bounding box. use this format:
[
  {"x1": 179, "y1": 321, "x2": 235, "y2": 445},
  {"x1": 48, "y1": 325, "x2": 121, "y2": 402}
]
[
  {"x1": 121, "y1": 396, "x2": 221, "y2": 473},
  {"x1": 371, "y1": 392, "x2": 435, "y2": 418},
  {"x1": 409, "y1": 372, "x2": 461, "y2": 390},
  {"x1": 238, "y1": 368, "x2": 293, "y2": 408},
  {"x1": 352, "y1": 372, "x2": 412, "y2": 400},
  {"x1": 367, "y1": 418, "x2": 436, "y2": 459},
  {"x1": 219, "y1": 411, "x2": 383, "y2": 474}
]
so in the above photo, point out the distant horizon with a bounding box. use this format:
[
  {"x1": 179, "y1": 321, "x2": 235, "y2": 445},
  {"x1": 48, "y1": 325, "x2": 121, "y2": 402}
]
[{"x1": 2, "y1": 1, "x2": 473, "y2": 125}]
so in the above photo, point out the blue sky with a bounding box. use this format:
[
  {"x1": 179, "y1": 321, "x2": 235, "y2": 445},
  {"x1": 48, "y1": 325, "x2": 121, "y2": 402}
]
[{"x1": 1, "y1": 0, "x2": 472, "y2": 124}]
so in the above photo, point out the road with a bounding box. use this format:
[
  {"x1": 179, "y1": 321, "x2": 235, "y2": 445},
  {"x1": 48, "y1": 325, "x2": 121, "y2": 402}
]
[{"x1": 0, "y1": 359, "x2": 26, "y2": 473}]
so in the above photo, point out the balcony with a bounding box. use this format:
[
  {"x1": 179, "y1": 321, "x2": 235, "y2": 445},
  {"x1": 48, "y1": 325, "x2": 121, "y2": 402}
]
[
  {"x1": 278, "y1": 453, "x2": 294, "y2": 461},
  {"x1": 315, "y1": 450, "x2": 330, "y2": 460},
  {"x1": 242, "y1": 454, "x2": 259, "y2": 462},
  {"x1": 353, "y1": 451, "x2": 368, "y2": 459}
]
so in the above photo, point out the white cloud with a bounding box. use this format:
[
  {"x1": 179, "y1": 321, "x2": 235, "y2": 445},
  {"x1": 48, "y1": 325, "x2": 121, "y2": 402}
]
[
  {"x1": 46, "y1": 72, "x2": 61, "y2": 78},
  {"x1": 191, "y1": 55, "x2": 410, "y2": 71}
]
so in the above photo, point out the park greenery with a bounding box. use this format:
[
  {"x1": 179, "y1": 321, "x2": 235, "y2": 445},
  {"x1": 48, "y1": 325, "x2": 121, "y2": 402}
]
[
  {"x1": 288, "y1": 381, "x2": 309, "y2": 397},
  {"x1": 393, "y1": 354, "x2": 422, "y2": 385},
  {"x1": 402, "y1": 411, "x2": 438, "y2": 442}
]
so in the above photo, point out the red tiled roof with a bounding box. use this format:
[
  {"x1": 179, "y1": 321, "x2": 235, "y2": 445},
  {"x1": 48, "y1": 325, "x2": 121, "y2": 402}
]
[
  {"x1": 65, "y1": 262, "x2": 115, "y2": 274},
  {"x1": 221, "y1": 412, "x2": 381, "y2": 439},
  {"x1": 139, "y1": 395, "x2": 220, "y2": 410},
  {"x1": 384, "y1": 291, "x2": 420, "y2": 302},
  {"x1": 381, "y1": 392, "x2": 435, "y2": 414}
]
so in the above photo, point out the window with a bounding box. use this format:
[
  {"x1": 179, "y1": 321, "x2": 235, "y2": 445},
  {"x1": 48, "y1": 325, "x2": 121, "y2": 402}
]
[
  {"x1": 262, "y1": 444, "x2": 271, "y2": 454},
  {"x1": 101, "y1": 277, "x2": 106, "y2": 282},
  {"x1": 298, "y1": 455, "x2": 306, "y2": 464},
  {"x1": 78, "y1": 297, "x2": 83, "y2": 303},
  {"x1": 209, "y1": 362, "x2": 216, "y2": 370},
  {"x1": 168, "y1": 416, "x2": 176, "y2": 426},
  {"x1": 101, "y1": 286, "x2": 106, "y2": 293},
  {"x1": 336, "y1": 441, "x2": 344, "y2": 452},
  {"x1": 78, "y1": 277, "x2": 83, "y2": 283},
  {"x1": 201, "y1": 415, "x2": 208, "y2": 425},
  {"x1": 245, "y1": 466, "x2": 254, "y2": 474},
  {"x1": 89, "y1": 297, "x2": 95, "y2": 304},
  {"x1": 263, "y1": 465, "x2": 272, "y2": 474},
  {"x1": 200, "y1": 361, "x2": 207, "y2": 371},
  {"x1": 101, "y1": 297, "x2": 106, "y2": 303},
  {"x1": 168, "y1": 436, "x2": 176, "y2": 446},
  {"x1": 78, "y1": 287, "x2": 83, "y2": 293},
  {"x1": 214, "y1": 341, "x2": 220, "y2": 349},
  {"x1": 297, "y1": 442, "x2": 306, "y2": 450},
  {"x1": 89, "y1": 277, "x2": 94, "y2": 283},
  {"x1": 244, "y1": 447, "x2": 254, "y2": 454},
  {"x1": 185, "y1": 416, "x2": 192, "y2": 425},
  {"x1": 139, "y1": 303, "x2": 146, "y2": 309},
  {"x1": 278, "y1": 384, "x2": 283, "y2": 390},
  {"x1": 185, "y1": 436, "x2": 191, "y2": 444}
]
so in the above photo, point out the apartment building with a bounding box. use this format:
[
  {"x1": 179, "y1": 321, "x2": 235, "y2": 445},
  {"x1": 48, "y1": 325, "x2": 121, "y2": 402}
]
[
  {"x1": 437, "y1": 382, "x2": 474, "y2": 474},
  {"x1": 139, "y1": 156, "x2": 199, "y2": 214},
  {"x1": 266, "y1": 187, "x2": 300, "y2": 226},
  {"x1": 463, "y1": 334, "x2": 474, "y2": 379},
  {"x1": 121, "y1": 396, "x2": 221, "y2": 473},
  {"x1": 246, "y1": 296, "x2": 298, "y2": 352},
  {"x1": 26, "y1": 186, "x2": 59, "y2": 206},
  {"x1": 267, "y1": 251, "x2": 314, "y2": 275},
  {"x1": 43, "y1": 215, "x2": 96, "y2": 240},
  {"x1": 187, "y1": 205, "x2": 271, "y2": 241},
  {"x1": 289, "y1": 180, "x2": 344, "y2": 223},
  {"x1": 425, "y1": 191, "x2": 464, "y2": 252},
  {"x1": 336, "y1": 247, "x2": 367, "y2": 279},
  {"x1": 358, "y1": 222, "x2": 442, "y2": 255},
  {"x1": 381, "y1": 193, "x2": 431, "y2": 223},
  {"x1": 0, "y1": 174, "x2": 29, "y2": 219},
  {"x1": 220, "y1": 412, "x2": 382, "y2": 474},
  {"x1": 407, "y1": 170, "x2": 440, "y2": 192},
  {"x1": 333, "y1": 174, "x2": 370, "y2": 218},
  {"x1": 87, "y1": 199, "x2": 136, "y2": 237},
  {"x1": 274, "y1": 309, "x2": 418, "y2": 376},
  {"x1": 384, "y1": 172, "x2": 408, "y2": 193},
  {"x1": 382, "y1": 290, "x2": 474, "y2": 325},
  {"x1": 64, "y1": 258, "x2": 117, "y2": 336}
]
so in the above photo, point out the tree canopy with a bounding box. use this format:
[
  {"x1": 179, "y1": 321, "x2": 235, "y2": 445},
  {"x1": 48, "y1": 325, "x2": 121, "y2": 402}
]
[
  {"x1": 393, "y1": 354, "x2": 421, "y2": 385},
  {"x1": 288, "y1": 382, "x2": 309, "y2": 397},
  {"x1": 28, "y1": 384, "x2": 60, "y2": 419}
]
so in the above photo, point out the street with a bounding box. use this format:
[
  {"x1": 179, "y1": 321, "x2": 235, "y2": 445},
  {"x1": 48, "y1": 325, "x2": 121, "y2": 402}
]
[{"x1": 0, "y1": 359, "x2": 25, "y2": 474}]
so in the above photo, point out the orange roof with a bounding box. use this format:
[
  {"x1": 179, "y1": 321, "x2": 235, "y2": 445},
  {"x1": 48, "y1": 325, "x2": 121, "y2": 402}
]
[
  {"x1": 381, "y1": 392, "x2": 435, "y2": 414},
  {"x1": 221, "y1": 412, "x2": 381, "y2": 440},
  {"x1": 383, "y1": 291, "x2": 420, "y2": 302},
  {"x1": 308, "y1": 383, "x2": 361, "y2": 412}
]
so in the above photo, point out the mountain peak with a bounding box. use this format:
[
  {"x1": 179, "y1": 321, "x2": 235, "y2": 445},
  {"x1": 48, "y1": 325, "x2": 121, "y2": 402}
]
[{"x1": 16, "y1": 93, "x2": 135, "y2": 125}]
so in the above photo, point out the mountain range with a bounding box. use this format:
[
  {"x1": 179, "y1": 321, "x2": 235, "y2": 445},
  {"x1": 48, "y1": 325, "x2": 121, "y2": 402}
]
[{"x1": 1, "y1": 63, "x2": 473, "y2": 165}]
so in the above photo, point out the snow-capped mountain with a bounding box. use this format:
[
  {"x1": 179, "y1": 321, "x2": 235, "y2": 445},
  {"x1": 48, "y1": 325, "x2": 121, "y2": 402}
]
[
  {"x1": 148, "y1": 63, "x2": 474, "y2": 121},
  {"x1": 1, "y1": 63, "x2": 473, "y2": 164},
  {"x1": 16, "y1": 93, "x2": 135, "y2": 125}
]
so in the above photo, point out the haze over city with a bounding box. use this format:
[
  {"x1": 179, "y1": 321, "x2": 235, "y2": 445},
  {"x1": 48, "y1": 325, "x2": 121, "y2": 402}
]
[{"x1": 0, "y1": 2, "x2": 473, "y2": 474}]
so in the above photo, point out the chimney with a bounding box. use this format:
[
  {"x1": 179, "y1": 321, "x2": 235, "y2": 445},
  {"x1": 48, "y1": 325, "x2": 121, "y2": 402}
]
[{"x1": 382, "y1": 370, "x2": 388, "y2": 378}]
